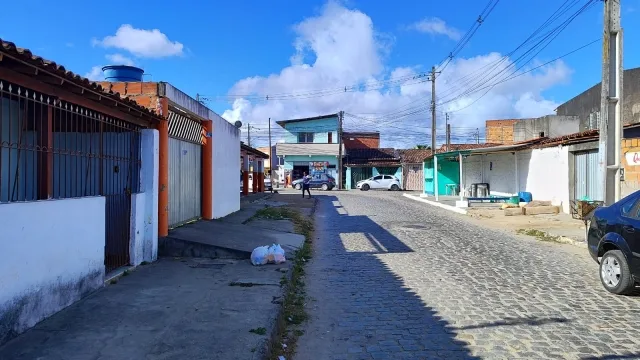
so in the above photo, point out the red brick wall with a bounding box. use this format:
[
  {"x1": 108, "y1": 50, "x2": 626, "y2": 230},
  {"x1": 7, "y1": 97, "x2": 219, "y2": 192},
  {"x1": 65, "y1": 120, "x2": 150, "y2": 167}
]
[
  {"x1": 485, "y1": 119, "x2": 517, "y2": 144},
  {"x1": 97, "y1": 81, "x2": 160, "y2": 112},
  {"x1": 343, "y1": 136, "x2": 379, "y2": 149}
]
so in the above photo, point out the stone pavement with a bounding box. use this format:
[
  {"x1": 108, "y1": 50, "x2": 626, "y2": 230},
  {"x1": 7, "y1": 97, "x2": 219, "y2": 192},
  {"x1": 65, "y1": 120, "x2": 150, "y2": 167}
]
[
  {"x1": 0, "y1": 193, "x2": 315, "y2": 360},
  {"x1": 295, "y1": 191, "x2": 640, "y2": 360}
]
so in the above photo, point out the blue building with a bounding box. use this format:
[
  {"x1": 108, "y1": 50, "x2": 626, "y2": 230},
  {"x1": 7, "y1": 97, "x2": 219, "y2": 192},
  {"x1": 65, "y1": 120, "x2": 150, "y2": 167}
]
[{"x1": 275, "y1": 114, "x2": 344, "y2": 180}]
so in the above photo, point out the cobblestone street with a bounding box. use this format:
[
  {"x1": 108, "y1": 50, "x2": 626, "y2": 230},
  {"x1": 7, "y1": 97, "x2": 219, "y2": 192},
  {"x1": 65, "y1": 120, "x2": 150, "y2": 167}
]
[{"x1": 295, "y1": 191, "x2": 640, "y2": 360}]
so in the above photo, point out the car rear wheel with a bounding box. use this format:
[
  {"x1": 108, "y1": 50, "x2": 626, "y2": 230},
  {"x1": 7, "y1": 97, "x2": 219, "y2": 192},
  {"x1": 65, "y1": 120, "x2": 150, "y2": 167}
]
[
  {"x1": 600, "y1": 249, "x2": 635, "y2": 295},
  {"x1": 390, "y1": 184, "x2": 400, "y2": 191},
  {"x1": 321, "y1": 183, "x2": 329, "y2": 191},
  {"x1": 295, "y1": 183, "x2": 302, "y2": 190}
]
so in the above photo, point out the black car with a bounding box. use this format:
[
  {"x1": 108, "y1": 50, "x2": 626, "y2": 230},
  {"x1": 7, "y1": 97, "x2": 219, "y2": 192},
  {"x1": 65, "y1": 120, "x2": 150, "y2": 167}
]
[
  {"x1": 293, "y1": 173, "x2": 336, "y2": 191},
  {"x1": 588, "y1": 191, "x2": 640, "y2": 294}
]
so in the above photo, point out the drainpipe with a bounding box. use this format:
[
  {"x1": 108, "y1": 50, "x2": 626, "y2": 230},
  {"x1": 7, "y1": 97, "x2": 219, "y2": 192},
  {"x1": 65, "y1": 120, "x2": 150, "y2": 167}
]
[{"x1": 459, "y1": 152, "x2": 464, "y2": 201}]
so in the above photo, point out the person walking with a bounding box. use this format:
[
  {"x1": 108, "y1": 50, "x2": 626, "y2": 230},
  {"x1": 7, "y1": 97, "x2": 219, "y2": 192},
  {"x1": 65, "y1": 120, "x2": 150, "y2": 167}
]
[{"x1": 302, "y1": 172, "x2": 312, "y2": 199}]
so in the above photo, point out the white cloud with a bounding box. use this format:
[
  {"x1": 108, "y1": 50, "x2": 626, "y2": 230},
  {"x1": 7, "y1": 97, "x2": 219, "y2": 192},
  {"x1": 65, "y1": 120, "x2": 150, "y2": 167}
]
[
  {"x1": 93, "y1": 24, "x2": 183, "y2": 58},
  {"x1": 408, "y1": 17, "x2": 462, "y2": 41},
  {"x1": 222, "y1": 2, "x2": 572, "y2": 148},
  {"x1": 106, "y1": 53, "x2": 135, "y2": 66},
  {"x1": 84, "y1": 66, "x2": 104, "y2": 81}
]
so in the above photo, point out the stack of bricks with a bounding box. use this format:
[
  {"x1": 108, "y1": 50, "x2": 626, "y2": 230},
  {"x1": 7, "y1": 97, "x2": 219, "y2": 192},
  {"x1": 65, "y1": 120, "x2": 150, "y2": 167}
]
[{"x1": 97, "y1": 81, "x2": 160, "y2": 112}]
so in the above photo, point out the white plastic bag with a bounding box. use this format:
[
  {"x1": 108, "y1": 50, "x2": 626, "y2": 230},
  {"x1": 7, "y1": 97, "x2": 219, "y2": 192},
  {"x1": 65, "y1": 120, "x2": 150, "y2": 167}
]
[
  {"x1": 251, "y1": 246, "x2": 270, "y2": 266},
  {"x1": 269, "y1": 244, "x2": 286, "y2": 264}
]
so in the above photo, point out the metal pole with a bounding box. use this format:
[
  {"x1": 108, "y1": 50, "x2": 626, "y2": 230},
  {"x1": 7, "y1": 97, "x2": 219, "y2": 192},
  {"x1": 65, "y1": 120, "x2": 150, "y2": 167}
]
[
  {"x1": 459, "y1": 153, "x2": 464, "y2": 201},
  {"x1": 599, "y1": 0, "x2": 623, "y2": 204},
  {"x1": 268, "y1": 117, "x2": 273, "y2": 192},
  {"x1": 338, "y1": 111, "x2": 344, "y2": 190},
  {"x1": 247, "y1": 123, "x2": 251, "y2": 147}
]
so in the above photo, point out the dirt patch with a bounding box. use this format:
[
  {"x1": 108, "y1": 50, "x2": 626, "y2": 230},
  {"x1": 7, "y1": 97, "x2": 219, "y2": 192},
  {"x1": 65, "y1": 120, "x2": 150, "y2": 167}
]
[{"x1": 466, "y1": 207, "x2": 586, "y2": 242}]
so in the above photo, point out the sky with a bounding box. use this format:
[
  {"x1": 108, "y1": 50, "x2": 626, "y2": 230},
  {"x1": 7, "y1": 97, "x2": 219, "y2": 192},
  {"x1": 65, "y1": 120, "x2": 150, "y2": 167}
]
[{"x1": 1, "y1": 0, "x2": 639, "y2": 148}]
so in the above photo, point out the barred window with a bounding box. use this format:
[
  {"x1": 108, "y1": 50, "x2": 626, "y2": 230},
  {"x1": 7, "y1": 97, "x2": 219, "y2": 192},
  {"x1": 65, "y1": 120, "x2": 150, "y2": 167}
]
[{"x1": 0, "y1": 80, "x2": 143, "y2": 203}]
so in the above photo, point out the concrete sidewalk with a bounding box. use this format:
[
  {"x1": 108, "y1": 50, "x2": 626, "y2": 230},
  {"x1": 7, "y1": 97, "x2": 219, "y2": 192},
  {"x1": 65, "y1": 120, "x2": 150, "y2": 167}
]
[{"x1": 0, "y1": 193, "x2": 317, "y2": 360}]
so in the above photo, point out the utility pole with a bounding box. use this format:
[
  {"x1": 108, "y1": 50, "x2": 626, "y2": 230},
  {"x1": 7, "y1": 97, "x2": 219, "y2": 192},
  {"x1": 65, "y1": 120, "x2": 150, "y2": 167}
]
[
  {"x1": 430, "y1": 66, "x2": 441, "y2": 153},
  {"x1": 476, "y1": 128, "x2": 480, "y2": 144},
  {"x1": 247, "y1": 123, "x2": 251, "y2": 147},
  {"x1": 338, "y1": 111, "x2": 344, "y2": 190},
  {"x1": 599, "y1": 0, "x2": 623, "y2": 204},
  {"x1": 268, "y1": 117, "x2": 273, "y2": 192},
  {"x1": 445, "y1": 113, "x2": 451, "y2": 151}
]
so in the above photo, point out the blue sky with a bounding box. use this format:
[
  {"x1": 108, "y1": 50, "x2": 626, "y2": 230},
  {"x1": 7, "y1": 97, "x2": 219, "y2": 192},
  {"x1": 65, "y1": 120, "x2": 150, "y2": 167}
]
[{"x1": 2, "y1": 0, "x2": 639, "y2": 147}]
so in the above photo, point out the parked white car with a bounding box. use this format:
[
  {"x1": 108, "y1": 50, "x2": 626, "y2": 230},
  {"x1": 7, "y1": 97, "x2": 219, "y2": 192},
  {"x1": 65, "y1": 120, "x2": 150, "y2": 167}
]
[{"x1": 356, "y1": 175, "x2": 402, "y2": 191}]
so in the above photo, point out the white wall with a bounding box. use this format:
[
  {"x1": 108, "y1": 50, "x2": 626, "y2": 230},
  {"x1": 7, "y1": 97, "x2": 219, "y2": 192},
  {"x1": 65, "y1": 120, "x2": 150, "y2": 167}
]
[
  {"x1": 211, "y1": 114, "x2": 241, "y2": 218},
  {"x1": 129, "y1": 129, "x2": 159, "y2": 265},
  {"x1": 521, "y1": 146, "x2": 570, "y2": 213},
  {"x1": 0, "y1": 197, "x2": 105, "y2": 345}
]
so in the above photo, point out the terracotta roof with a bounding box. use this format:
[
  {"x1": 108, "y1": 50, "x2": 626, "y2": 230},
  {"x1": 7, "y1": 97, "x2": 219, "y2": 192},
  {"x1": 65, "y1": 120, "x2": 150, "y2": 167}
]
[
  {"x1": 241, "y1": 143, "x2": 269, "y2": 158},
  {"x1": 439, "y1": 143, "x2": 503, "y2": 151},
  {"x1": 398, "y1": 149, "x2": 433, "y2": 163},
  {"x1": 533, "y1": 129, "x2": 599, "y2": 148},
  {"x1": 0, "y1": 38, "x2": 160, "y2": 119},
  {"x1": 346, "y1": 148, "x2": 399, "y2": 160}
]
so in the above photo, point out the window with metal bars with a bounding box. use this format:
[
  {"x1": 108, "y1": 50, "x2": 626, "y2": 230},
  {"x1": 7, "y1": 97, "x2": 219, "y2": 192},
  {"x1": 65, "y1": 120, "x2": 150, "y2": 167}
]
[{"x1": 0, "y1": 80, "x2": 143, "y2": 203}]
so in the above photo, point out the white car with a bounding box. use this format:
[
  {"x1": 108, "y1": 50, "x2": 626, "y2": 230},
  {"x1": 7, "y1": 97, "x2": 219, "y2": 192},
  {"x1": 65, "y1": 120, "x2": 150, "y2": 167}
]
[{"x1": 356, "y1": 175, "x2": 402, "y2": 191}]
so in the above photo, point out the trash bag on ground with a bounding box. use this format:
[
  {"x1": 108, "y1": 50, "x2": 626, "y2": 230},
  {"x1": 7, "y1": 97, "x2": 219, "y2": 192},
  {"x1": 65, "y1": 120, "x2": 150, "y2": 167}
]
[
  {"x1": 251, "y1": 244, "x2": 286, "y2": 265},
  {"x1": 250, "y1": 245, "x2": 270, "y2": 266},
  {"x1": 268, "y1": 244, "x2": 286, "y2": 264}
]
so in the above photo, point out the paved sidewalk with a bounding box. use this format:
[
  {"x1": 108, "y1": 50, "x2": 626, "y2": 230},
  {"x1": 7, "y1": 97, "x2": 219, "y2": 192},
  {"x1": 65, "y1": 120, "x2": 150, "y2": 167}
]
[{"x1": 0, "y1": 193, "x2": 317, "y2": 360}]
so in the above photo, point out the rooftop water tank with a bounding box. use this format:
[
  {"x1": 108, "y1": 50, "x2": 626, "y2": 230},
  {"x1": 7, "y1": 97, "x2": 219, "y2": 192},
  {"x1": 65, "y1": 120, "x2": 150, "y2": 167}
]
[{"x1": 101, "y1": 65, "x2": 144, "y2": 82}]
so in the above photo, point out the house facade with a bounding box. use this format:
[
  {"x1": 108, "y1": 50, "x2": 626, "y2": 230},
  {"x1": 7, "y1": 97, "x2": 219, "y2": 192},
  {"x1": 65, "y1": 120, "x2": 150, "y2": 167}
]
[
  {"x1": 344, "y1": 148, "x2": 402, "y2": 190},
  {"x1": 99, "y1": 78, "x2": 241, "y2": 224},
  {"x1": 0, "y1": 40, "x2": 161, "y2": 345},
  {"x1": 275, "y1": 114, "x2": 344, "y2": 180}
]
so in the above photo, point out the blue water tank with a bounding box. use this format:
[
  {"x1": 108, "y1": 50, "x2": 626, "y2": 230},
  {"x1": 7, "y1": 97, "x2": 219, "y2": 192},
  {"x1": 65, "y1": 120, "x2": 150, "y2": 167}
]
[{"x1": 102, "y1": 65, "x2": 144, "y2": 82}]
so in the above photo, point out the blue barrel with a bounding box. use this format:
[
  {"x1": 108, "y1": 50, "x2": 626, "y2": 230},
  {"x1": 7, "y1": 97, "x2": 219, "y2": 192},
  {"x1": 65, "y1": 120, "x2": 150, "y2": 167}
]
[
  {"x1": 519, "y1": 191, "x2": 532, "y2": 203},
  {"x1": 101, "y1": 65, "x2": 144, "y2": 82}
]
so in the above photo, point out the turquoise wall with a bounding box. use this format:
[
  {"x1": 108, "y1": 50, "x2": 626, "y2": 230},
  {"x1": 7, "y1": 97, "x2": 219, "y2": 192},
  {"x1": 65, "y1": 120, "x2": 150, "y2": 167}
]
[
  {"x1": 422, "y1": 158, "x2": 460, "y2": 195},
  {"x1": 282, "y1": 117, "x2": 338, "y2": 143},
  {"x1": 345, "y1": 167, "x2": 352, "y2": 190}
]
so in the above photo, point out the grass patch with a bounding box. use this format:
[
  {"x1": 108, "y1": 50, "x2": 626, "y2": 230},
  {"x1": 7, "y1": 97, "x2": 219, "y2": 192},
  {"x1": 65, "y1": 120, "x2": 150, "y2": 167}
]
[
  {"x1": 256, "y1": 205, "x2": 315, "y2": 360},
  {"x1": 109, "y1": 279, "x2": 118, "y2": 285},
  {"x1": 249, "y1": 327, "x2": 267, "y2": 335},
  {"x1": 122, "y1": 270, "x2": 130, "y2": 277},
  {"x1": 516, "y1": 228, "x2": 560, "y2": 242}
]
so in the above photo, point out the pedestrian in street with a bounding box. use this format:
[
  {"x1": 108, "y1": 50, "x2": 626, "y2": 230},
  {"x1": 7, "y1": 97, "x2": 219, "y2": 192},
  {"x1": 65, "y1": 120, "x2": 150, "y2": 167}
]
[{"x1": 302, "y1": 172, "x2": 312, "y2": 199}]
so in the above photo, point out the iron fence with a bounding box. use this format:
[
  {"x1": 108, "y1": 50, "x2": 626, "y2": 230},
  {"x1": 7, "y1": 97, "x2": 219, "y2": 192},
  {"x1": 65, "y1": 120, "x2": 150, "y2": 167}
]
[{"x1": 0, "y1": 79, "x2": 143, "y2": 272}]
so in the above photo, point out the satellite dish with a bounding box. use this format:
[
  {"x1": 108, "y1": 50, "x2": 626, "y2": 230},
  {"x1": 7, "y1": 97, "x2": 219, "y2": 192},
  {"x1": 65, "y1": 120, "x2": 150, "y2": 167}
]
[{"x1": 234, "y1": 120, "x2": 243, "y2": 128}]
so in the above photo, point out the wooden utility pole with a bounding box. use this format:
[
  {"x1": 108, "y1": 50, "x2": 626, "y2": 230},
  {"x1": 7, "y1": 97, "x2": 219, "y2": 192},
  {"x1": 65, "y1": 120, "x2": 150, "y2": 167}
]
[
  {"x1": 599, "y1": 0, "x2": 623, "y2": 204},
  {"x1": 338, "y1": 111, "x2": 344, "y2": 190},
  {"x1": 268, "y1": 117, "x2": 273, "y2": 192}
]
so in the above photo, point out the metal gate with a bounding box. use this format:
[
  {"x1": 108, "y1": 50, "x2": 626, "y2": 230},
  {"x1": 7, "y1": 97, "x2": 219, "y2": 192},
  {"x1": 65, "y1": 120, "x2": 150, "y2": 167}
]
[
  {"x1": 168, "y1": 110, "x2": 202, "y2": 228},
  {"x1": 350, "y1": 167, "x2": 373, "y2": 189},
  {"x1": 403, "y1": 164, "x2": 424, "y2": 191},
  {"x1": 575, "y1": 150, "x2": 602, "y2": 201}
]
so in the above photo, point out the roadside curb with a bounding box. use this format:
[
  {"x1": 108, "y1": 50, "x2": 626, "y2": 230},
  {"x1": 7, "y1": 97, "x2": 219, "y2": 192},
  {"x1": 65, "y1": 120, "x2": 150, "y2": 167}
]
[{"x1": 402, "y1": 193, "x2": 468, "y2": 215}]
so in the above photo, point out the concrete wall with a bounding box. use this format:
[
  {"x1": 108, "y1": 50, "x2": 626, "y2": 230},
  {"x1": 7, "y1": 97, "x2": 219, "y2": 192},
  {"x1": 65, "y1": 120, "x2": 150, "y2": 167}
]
[
  {"x1": 556, "y1": 67, "x2": 640, "y2": 130},
  {"x1": 520, "y1": 147, "x2": 570, "y2": 213},
  {"x1": 282, "y1": 117, "x2": 338, "y2": 143},
  {"x1": 513, "y1": 115, "x2": 580, "y2": 142},
  {"x1": 0, "y1": 197, "x2": 106, "y2": 346},
  {"x1": 621, "y1": 138, "x2": 640, "y2": 198},
  {"x1": 212, "y1": 114, "x2": 241, "y2": 219}
]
